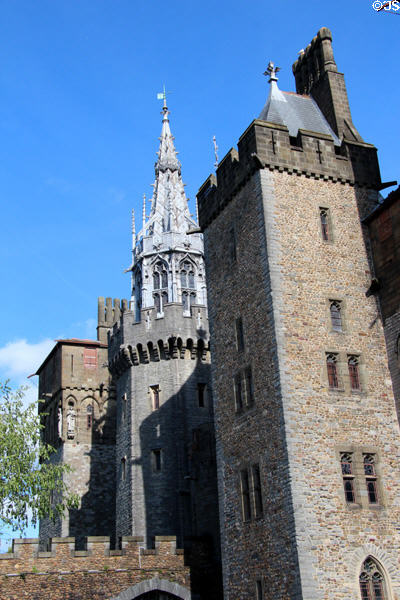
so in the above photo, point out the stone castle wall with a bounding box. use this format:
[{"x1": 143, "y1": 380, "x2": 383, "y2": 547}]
[{"x1": 0, "y1": 536, "x2": 190, "y2": 600}]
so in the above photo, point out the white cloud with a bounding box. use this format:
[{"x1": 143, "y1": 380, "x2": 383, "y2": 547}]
[{"x1": 0, "y1": 338, "x2": 54, "y2": 381}]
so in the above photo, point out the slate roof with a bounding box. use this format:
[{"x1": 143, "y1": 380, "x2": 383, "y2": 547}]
[{"x1": 259, "y1": 81, "x2": 341, "y2": 146}]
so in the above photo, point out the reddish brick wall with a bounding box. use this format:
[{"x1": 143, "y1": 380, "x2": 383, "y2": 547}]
[{"x1": 0, "y1": 536, "x2": 190, "y2": 600}]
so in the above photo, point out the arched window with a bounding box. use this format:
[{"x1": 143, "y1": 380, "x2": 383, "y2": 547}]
[
  {"x1": 153, "y1": 261, "x2": 168, "y2": 291},
  {"x1": 180, "y1": 261, "x2": 196, "y2": 313},
  {"x1": 360, "y1": 558, "x2": 387, "y2": 600},
  {"x1": 326, "y1": 353, "x2": 339, "y2": 389},
  {"x1": 66, "y1": 400, "x2": 76, "y2": 439},
  {"x1": 348, "y1": 355, "x2": 361, "y2": 391},
  {"x1": 330, "y1": 300, "x2": 342, "y2": 331},
  {"x1": 181, "y1": 269, "x2": 187, "y2": 288}
]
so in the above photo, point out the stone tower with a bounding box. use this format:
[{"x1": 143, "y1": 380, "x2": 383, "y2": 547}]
[
  {"x1": 197, "y1": 28, "x2": 400, "y2": 600},
  {"x1": 108, "y1": 99, "x2": 220, "y2": 583},
  {"x1": 37, "y1": 337, "x2": 116, "y2": 548}
]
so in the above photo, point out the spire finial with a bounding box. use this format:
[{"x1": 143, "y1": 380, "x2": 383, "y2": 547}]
[
  {"x1": 157, "y1": 84, "x2": 170, "y2": 118},
  {"x1": 132, "y1": 208, "x2": 136, "y2": 249},
  {"x1": 142, "y1": 194, "x2": 146, "y2": 230},
  {"x1": 263, "y1": 61, "x2": 281, "y2": 83},
  {"x1": 212, "y1": 135, "x2": 219, "y2": 170}
]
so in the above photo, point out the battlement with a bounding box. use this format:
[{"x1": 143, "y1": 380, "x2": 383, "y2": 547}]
[
  {"x1": 110, "y1": 333, "x2": 210, "y2": 376},
  {"x1": 0, "y1": 536, "x2": 190, "y2": 600},
  {"x1": 292, "y1": 27, "x2": 337, "y2": 94},
  {"x1": 97, "y1": 297, "x2": 129, "y2": 343},
  {"x1": 197, "y1": 118, "x2": 380, "y2": 230}
]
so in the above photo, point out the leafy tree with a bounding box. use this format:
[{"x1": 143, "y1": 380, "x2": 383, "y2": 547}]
[{"x1": 0, "y1": 381, "x2": 78, "y2": 533}]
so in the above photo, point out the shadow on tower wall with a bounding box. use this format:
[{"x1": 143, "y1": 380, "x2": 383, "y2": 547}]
[
  {"x1": 68, "y1": 389, "x2": 117, "y2": 549},
  {"x1": 135, "y1": 330, "x2": 222, "y2": 600}
]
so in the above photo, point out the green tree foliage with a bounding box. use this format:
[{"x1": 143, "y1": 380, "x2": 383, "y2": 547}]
[{"x1": 0, "y1": 381, "x2": 78, "y2": 533}]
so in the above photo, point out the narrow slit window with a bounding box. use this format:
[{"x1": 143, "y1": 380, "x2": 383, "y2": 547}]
[
  {"x1": 235, "y1": 317, "x2": 244, "y2": 351},
  {"x1": 245, "y1": 367, "x2": 254, "y2": 406},
  {"x1": 341, "y1": 452, "x2": 356, "y2": 503},
  {"x1": 151, "y1": 385, "x2": 160, "y2": 410},
  {"x1": 320, "y1": 207, "x2": 331, "y2": 242},
  {"x1": 256, "y1": 579, "x2": 263, "y2": 600},
  {"x1": 252, "y1": 464, "x2": 263, "y2": 518},
  {"x1": 235, "y1": 373, "x2": 243, "y2": 412},
  {"x1": 230, "y1": 226, "x2": 237, "y2": 263},
  {"x1": 122, "y1": 393, "x2": 127, "y2": 422},
  {"x1": 197, "y1": 383, "x2": 206, "y2": 408},
  {"x1": 87, "y1": 404, "x2": 93, "y2": 429},
  {"x1": 152, "y1": 449, "x2": 162, "y2": 472},
  {"x1": 240, "y1": 469, "x2": 251, "y2": 521},
  {"x1": 121, "y1": 457, "x2": 126, "y2": 481}
]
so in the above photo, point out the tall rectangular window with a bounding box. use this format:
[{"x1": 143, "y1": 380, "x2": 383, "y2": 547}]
[
  {"x1": 255, "y1": 579, "x2": 263, "y2": 600},
  {"x1": 364, "y1": 454, "x2": 378, "y2": 504},
  {"x1": 319, "y1": 207, "x2": 331, "y2": 241},
  {"x1": 83, "y1": 347, "x2": 97, "y2": 369},
  {"x1": 121, "y1": 457, "x2": 126, "y2": 481},
  {"x1": 230, "y1": 226, "x2": 237, "y2": 263},
  {"x1": 86, "y1": 405, "x2": 93, "y2": 429},
  {"x1": 252, "y1": 464, "x2": 263, "y2": 518},
  {"x1": 240, "y1": 469, "x2": 251, "y2": 521},
  {"x1": 326, "y1": 353, "x2": 339, "y2": 389},
  {"x1": 235, "y1": 317, "x2": 244, "y2": 351},
  {"x1": 152, "y1": 449, "x2": 162, "y2": 472},
  {"x1": 197, "y1": 383, "x2": 206, "y2": 408},
  {"x1": 151, "y1": 385, "x2": 160, "y2": 410},
  {"x1": 340, "y1": 452, "x2": 355, "y2": 503},
  {"x1": 122, "y1": 393, "x2": 127, "y2": 422},
  {"x1": 234, "y1": 373, "x2": 243, "y2": 412},
  {"x1": 348, "y1": 355, "x2": 361, "y2": 391},
  {"x1": 245, "y1": 367, "x2": 254, "y2": 406}
]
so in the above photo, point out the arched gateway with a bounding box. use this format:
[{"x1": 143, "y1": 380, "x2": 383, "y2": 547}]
[{"x1": 110, "y1": 577, "x2": 191, "y2": 600}]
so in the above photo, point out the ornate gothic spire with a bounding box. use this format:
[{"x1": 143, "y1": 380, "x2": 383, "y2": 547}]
[
  {"x1": 130, "y1": 100, "x2": 206, "y2": 319},
  {"x1": 136, "y1": 100, "x2": 196, "y2": 241}
]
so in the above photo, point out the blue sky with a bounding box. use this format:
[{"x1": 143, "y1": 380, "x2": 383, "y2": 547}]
[{"x1": 0, "y1": 0, "x2": 399, "y2": 544}]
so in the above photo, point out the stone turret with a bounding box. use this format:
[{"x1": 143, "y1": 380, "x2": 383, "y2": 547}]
[
  {"x1": 292, "y1": 26, "x2": 362, "y2": 142},
  {"x1": 109, "y1": 100, "x2": 221, "y2": 598}
]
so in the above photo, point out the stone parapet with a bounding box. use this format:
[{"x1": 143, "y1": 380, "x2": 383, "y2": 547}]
[
  {"x1": 198, "y1": 119, "x2": 381, "y2": 231},
  {"x1": 0, "y1": 535, "x2": 190, "y2": 600}
]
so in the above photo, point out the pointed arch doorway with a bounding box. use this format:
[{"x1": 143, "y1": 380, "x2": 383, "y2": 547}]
[
  {"x1": 135, "y1": 593, "x2": 182, "y2": 599},
  {"x1": 111, "y1": 577, "x2": 191, "y2": 600}
]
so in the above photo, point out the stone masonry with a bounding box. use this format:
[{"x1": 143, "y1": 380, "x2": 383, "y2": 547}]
[{"x1": 0, "y1": 536, "x2": 191, "y2": 600}]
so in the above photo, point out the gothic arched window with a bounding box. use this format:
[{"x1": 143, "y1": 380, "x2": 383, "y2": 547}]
[
  {"x1": 180, "y1": 261, "x2": 196, "y2": 312},
  {"x1": 359, "y1": 558, "x2": 387, "y2": 600},
  {"x1": 153, "y1": 261, "x2": 168, "y2": 292},
  {"x1": 330, "y1": 300, "x2": 342, "y2": 331}
]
